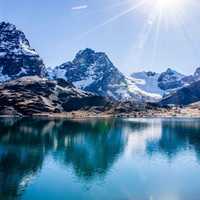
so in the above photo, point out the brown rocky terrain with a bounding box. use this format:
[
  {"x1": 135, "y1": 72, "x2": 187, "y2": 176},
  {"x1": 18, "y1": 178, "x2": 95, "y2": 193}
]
[{"x1": 0, "y1": 76, "x2": 109, "y2": 116}]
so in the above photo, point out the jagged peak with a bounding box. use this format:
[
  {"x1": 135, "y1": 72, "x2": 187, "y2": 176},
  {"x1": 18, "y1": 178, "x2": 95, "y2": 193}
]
[
  {"x1": 194, "y1": 67, "x2": 200, "y2": 77},
  {"x1": 165, "y1": 68, "x2": 176, "y2": 74},
  {"x1": 0, "y1": 21, "x2": 46, "y2": 81},
  {"x1": 0, "y1": 21, "x2": 16, "y2": 31},
  {"x1": 72, "y1": 48, "x2": 114, "y2": 69},
  {"x1": 160, "y1": 68, "x2": 185, "y2": 78},
  {"x1": 74, "y1": 48, "x2": 108, "y2": 60},
  {"x1": 0, "y1": 21, "x2": 24, "y2": 37},
  {"x1": 76, "y1": 48, "x2": 95, "y2": 56},
  {"x1": 73, "y1": 48, "x2": 95, "y2": 65},
  {"x1": 131, "y1": 71, "x2": 159, "y2": 78},
  {"x1": 0, "y1": 21, "x2": 30, "y2": 48},
  {"x1": 145, "y1": 71, "x2": 157, "y2": 76}
]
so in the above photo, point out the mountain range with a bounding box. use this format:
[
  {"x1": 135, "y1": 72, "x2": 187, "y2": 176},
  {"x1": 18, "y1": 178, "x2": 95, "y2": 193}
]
[
  {"x1": 48, "y1": 48, "x2": 162, "y2": 102},
  {"x1": 1, "y1": 21, "x2": 200, "y2": 115},
  {"x1": 132, "y1": 67, "x2": 200, "y2": 95}
]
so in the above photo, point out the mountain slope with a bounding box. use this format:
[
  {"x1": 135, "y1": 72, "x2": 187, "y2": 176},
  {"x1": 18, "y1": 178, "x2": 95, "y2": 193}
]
[
  {"x1": 49, "y1": 49, "x2": 161, "y2": 102},
  {"x1": 0, "y1": 76, "x2": 108, "y2": 116},
  {"x1": 182, "y1": 67, "x2": 200, "y2": 84},
  {"x1": 159, "y1": 80, "x2": 200, "y2": 106},
  {"x1": 0, "y1": 22, "x2": 46, "y2": 82}
]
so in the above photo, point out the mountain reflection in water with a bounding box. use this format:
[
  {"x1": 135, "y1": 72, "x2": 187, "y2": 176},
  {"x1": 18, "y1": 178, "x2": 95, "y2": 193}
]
[{"x1": 0, "y1": 118, "x2": 200, "y2": 200}]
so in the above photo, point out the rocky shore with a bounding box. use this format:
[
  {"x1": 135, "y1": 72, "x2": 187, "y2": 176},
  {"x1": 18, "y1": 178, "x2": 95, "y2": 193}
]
[{"x1": 7, "y1": 103, "x2": 200, "y2": 119}]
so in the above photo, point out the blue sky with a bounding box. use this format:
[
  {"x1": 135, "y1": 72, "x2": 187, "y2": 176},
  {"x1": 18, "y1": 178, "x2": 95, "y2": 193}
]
[{"x1": 1, "y1": 0, "x2": 200, "y2": 75}]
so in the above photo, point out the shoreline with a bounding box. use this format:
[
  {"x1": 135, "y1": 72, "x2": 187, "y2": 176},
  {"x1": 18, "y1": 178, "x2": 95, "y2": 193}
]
[{"x1": 1, "y1": 107, "x2": 200, "y2": 119}]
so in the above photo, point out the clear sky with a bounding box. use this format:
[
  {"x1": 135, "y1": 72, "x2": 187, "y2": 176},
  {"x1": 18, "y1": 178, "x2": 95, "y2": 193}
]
[{"x1": 1, "y1": 0, "x2": 200, "y2": 75}]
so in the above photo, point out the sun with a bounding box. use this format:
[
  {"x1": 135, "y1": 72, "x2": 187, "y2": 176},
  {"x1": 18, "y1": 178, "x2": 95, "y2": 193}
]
[
  {"x1": 138, "y1": 0, "x2": 188, "y2": 21},
  {"x1": 154, "y1": 0, "x2": 187, "y2": 14},
  {"x1": 156, "y1": 0, "x2": 183, "y2": 9}
]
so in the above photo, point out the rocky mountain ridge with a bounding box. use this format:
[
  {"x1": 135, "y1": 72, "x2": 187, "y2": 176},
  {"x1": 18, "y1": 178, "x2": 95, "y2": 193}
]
[
  {"x1": 49, "y1": 48, "x2": 161, "y2": 102},
  {"x1": 132, "y1": 67, "x2": 200, "y2": 101},
  {"x1": 159, "y1": 80, "x2": 200, "y2": 106},
  {"x1": 157, "y1": 68, "x2": 185, "y2": 91}
]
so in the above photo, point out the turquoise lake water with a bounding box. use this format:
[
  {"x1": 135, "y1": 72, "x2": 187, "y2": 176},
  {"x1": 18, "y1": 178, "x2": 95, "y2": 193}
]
[{"x1": 0, "y1": 118, "x2": 200, "y2": 200}]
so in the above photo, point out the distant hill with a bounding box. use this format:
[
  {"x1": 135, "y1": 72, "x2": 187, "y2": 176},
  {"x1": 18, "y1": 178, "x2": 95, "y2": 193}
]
[{"x1": 159, "y1": 80, "x2": 200, "y2": 106}]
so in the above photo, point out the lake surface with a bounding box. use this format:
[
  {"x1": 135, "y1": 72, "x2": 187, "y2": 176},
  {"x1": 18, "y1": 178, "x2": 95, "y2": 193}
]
[{"x1": 0, "y1": 118, "x2": 200, "y2": 200}]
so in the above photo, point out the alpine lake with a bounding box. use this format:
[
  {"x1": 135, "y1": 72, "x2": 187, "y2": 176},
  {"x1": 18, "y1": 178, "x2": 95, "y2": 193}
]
[{"x1": 0, "y1": 117, "x2": 200, "y2": 200}]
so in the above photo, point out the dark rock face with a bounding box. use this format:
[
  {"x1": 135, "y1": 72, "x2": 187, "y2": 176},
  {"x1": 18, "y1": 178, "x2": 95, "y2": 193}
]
[
  {"x1": 146, "y1": 71, "x2": 156, "y2": 77},
  {"x1": 0, "y1": 22, "x2": 46, "y2": 82},
  {"x1": 56, "y1": 78, "x2": 74, "y2": 88},
  {"x1": 0, "y1": 76, "x2": 108, "y2": 116},
  {"x1": 157, "y1": 68, "x2": 185, "y2": 91},
  {"x1": 159, "y1": 80, "x2": 200, "y2": 106},
  {"x1": 62, "y1": 96, "x2": 109, "y2": 112}
]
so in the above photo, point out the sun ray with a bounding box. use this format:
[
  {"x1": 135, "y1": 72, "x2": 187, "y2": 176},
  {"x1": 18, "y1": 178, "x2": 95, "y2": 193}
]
[
  {"x1": 76, "y1": 0, "x2": 147, "y2": 40},
  {"x1": 74, "y1": 0, "x2": 197, "y2": 70},
  {"x1": 150, "y1": 3, "x2": 162, "y2": 67},
  {"x1": 79, "y1": 0, "x2": 137, "y2": 17},
  {"x1": 128, "y1": 4, "x2": 160, "y2": 67},
  {"x1": 175, "y1": 9, "x2": 200, "y2": 59}
]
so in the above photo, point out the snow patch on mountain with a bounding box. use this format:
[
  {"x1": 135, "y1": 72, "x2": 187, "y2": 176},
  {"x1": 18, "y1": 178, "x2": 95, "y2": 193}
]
[
  {"x1": 131, "y1": 71, "x2": 164, "y2": 96},
  {"x1": 126, "y1": 76, "x2": 162, "y2": 99},
  {"x1": 20, "y1": 41, "x2": 38, "y2": 56}
]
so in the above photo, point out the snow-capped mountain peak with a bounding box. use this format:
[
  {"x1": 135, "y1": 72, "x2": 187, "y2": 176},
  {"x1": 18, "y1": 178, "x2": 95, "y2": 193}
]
[
  {"x1": 157, "y1": 68, "x2": 185, "y2": 91},
  {"x1": 49, "y1": 49, "x2": 161, "y2": 102},
  {"x1": 0, "y1": 21, "x2": 46, "y2": 83}
]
